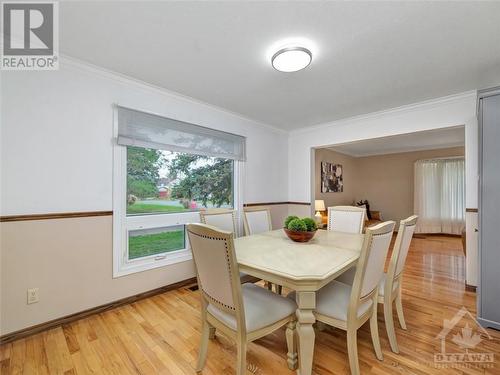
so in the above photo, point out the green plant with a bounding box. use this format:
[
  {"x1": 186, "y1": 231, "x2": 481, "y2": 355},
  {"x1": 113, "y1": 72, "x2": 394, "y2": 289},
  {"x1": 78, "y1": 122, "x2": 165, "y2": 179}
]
[
  {"x1": 302, "y1": 217, "x2": 317, "y2": 231},
  {"x1": 284, "y1": 215, "x2": 299, "y2": 228},
  {"x1": 287, "y1": 218, "x2": 307, "y2": 232}
]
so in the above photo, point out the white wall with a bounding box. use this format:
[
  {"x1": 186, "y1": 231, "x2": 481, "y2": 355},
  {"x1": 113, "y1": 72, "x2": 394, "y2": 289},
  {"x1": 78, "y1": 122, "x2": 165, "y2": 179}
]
[
  {"x1": 288, "y1": 91, "x2": 479, "y2": 284},
  {"x1": 0, "y1": 58, "x2": 288, "y2": 215},
  {"x1": 0, "y1": 58, "x2": 289, "y2": 334}
]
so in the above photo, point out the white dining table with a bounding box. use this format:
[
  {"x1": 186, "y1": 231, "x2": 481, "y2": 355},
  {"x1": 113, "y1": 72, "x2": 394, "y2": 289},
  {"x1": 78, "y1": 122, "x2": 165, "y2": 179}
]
[{"x1": 234, "y1": 229, "x2": 364, "y2": 375}]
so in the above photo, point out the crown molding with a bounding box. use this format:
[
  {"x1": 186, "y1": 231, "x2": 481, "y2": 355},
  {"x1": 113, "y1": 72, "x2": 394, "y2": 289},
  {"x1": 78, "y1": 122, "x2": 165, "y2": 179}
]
[
  {"x1": 290, "y1": 90, "x2": 477, "y2": 136},
  {"x1": 327, "y1": 140, "x2": 465, "y2": 158},
  {"x1": 59, "y1": 55, "x2": 288, "y2": 135},
  {"x1": 51, "y1": 55, "x2": 476, "y2": 138}
]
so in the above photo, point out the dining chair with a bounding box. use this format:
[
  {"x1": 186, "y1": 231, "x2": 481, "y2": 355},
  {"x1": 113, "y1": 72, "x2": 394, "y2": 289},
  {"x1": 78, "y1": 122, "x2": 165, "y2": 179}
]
[
  {"x1": 187, "y1": 223, "x2": 298, "y2": 375},
  {"x1": 242, "y1": 208, "x2": 281, "y2": 294},
  {"x1": 243, "y1": 208, "x2": 272, "y2": 235},
  {"x1": 291, "y1": 221, "x2": 395, "y2": 375},
  {"x1": 201, "y1": 209, "x2": 258, "y2": 284},
  {"x1": 378, "y1": 215, "x2": 418, "y2": 353},
  {"x1": 200, "y1": 208, "x2": 238, "y2": 237},
  {"x1": 328, "y1": 206, "x2": 367, "y2": 285},
  {"x1": 327, "y1": 206, "x2": 366, "y2": 233}
]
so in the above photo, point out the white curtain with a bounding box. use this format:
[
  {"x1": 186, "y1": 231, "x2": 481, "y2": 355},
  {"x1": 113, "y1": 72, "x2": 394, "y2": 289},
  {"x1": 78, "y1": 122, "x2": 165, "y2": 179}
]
[{"x1": 414, "y1": 157, "x2": 465, "y2": 235}]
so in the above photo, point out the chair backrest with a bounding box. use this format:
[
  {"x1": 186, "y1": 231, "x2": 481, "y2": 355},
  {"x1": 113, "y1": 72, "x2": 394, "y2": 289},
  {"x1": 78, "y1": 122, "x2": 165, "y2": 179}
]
[
  {"x1": 388, "y1": 215, "x2": 418, "y2": 279},
  {"x1": 328, "y1": 206, "x2": 366, "y2": 233},
  {"x1": 200, "y1": 209, "x2": 237, "y2": 237},
  {"x1": 350, "y1": 221, "x2": 395, "y2": 310},
  {"x1": 187, "y1": 223, "x2": 243, "y2": 319},
  {"x1": 243, "y1": 208, "x2": 272, "y2": 235}
]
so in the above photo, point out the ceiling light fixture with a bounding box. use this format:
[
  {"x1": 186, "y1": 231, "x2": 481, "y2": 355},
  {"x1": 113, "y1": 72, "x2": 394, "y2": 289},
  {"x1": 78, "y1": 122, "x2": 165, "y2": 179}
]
[{"x1": 271, "y1": 46, "x2": 312, "y2": 72}]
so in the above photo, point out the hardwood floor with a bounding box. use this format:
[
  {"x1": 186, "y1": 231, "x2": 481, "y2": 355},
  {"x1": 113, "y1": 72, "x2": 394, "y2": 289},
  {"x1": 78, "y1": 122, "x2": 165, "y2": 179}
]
[{"x1": 1, "y1": 235, "x2": 499, "y2": 374}]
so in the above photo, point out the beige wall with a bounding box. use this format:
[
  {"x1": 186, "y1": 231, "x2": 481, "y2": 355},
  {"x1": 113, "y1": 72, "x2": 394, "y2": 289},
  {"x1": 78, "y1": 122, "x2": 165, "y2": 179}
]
[
  {"x1": 244, "y1": 204, "x2": 290, "y2": 230},
  {"x1": 315, "y1": 149, "x2": 357, "y2": 208},
  {"x1": 315, "y1": 147, "x2": 465, "y2": 223},
  {"x1": 0, "y1": 216, "x2": 195, "y2": 335},
  {"x1": 355, "y1": 147, "x2": 465, "y2": 222},
  {"x1": 0, "y1": 203, "x2": 310, "y2": 335},
  {"x1": 243, "y1": 203, "x2": 313, "y2": 231},
  {"x1": 287, "y1": 203, "x2": 313, "y2": 219}
]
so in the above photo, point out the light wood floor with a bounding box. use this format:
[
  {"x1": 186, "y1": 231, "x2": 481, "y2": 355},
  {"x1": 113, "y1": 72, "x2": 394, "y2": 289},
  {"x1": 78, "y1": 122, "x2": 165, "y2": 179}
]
[{"x1": 2, "y1": 236, "x2": 500, "y2": 374}]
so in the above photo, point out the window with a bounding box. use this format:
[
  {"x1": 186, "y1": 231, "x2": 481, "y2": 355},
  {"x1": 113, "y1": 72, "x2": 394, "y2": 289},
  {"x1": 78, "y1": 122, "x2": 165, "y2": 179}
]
[
  {"x1": 128, "y1": 225, "x2": 185, "y2": 260},
  {"x1": 414, "y1": 157, "x2": 465, "y2": 235},
  {"x1": 113, "y1": 106, "x2": 244, "y2": 277},
  {"x1": 126, "y1": 146, "x2": 234, "y2": 217}
]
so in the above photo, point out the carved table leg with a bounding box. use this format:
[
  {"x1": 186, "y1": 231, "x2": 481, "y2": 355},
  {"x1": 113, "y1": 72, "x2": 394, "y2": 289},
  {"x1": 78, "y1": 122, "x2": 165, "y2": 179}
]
[
  {"x1": 286, "y1": 321, "x2": 298, "y2": 370},
  {"x1": 295, "y1": 291, "x2": 316, "y2": 375}
]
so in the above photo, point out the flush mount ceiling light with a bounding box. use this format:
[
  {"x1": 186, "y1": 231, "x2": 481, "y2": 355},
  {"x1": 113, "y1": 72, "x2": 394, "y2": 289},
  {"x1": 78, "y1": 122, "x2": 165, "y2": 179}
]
[{"x1": 271, "y1": 46, "x2": 312, "y2": 72}]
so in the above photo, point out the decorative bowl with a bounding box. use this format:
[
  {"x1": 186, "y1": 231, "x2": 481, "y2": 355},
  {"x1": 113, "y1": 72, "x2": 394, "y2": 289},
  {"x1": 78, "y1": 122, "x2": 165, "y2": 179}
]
[{"x1": 283, "y1": 228, "x2": 317, "y2": 243}]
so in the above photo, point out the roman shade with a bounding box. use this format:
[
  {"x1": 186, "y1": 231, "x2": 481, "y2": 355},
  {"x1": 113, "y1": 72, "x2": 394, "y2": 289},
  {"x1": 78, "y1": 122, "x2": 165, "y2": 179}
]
[{"x1": 116, "y1": 106, "x2": 246, "y2": 161}]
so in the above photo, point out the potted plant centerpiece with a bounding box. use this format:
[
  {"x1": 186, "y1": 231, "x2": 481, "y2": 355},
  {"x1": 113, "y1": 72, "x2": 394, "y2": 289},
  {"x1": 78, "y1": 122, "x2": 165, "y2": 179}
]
[{"x1": 283, "y1": 215, "x2": 318, "y2": 242}]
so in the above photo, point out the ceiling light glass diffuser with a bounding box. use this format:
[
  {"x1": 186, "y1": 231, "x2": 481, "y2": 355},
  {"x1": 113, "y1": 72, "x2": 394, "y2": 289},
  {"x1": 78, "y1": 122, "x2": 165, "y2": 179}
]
[{"x1": 271, "y1": 46, "x2": 312, "y2": 72}]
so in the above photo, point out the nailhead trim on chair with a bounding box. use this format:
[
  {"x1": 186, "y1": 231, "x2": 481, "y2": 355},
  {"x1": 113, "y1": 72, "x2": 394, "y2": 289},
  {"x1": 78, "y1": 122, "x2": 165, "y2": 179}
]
[
  {"x1": 188, "y1": 229, "x2": 236, "y2": 311},
  {"x1": 328, "y1": 207, "x2": 365, "y2": 233}
]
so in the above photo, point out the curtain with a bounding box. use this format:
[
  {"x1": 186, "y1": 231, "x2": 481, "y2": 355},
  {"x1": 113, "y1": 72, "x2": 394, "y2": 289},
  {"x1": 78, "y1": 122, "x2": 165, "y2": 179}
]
[{"x1": 414, "y1": 157, "x2": 465, "y2": 235}]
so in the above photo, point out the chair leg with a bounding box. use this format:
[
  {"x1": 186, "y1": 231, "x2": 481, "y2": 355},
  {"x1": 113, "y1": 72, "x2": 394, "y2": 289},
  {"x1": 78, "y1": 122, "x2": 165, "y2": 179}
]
[
  {"x1": 382, "y1": 298, "x2": 399, "y2": 353},
  {"x1": 208, "y1": 325, "x2": 216, "y2": 339},
  {"x1": 267, "y1": 281, "x2": 273, "y2": 291},
  {"x1": 347, "y1": 327, "x2": 360, "y2": 375},
  {"x1": 285, "y1": 321, "x2": 298, "y2": 370},
  {"x1": 196, "y1": 318, "x2": 210, "y2": 371},
  {"x1": 370, "y1": 306, "x2": 383, "y2": 360},
  {"x1": 395, "y1": 287, "x2": 407, "y2": 330},
  {"x1": 236, "y1": 339, "x2": 247, "y2": 375},
  {"x1": 275, "y1": 285, "x2": 283, "y2": 295}
]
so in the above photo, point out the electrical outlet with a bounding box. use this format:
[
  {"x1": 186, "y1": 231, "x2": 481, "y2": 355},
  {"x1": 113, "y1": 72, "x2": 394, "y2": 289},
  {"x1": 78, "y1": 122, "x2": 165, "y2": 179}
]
[{"x1": 27, "y1": 288, "x2": 39, "y2": 304}]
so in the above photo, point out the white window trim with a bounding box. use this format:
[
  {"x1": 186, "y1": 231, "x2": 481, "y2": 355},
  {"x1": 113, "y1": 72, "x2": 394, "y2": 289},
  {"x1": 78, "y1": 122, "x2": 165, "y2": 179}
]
[{"x1": 112, "y1": 108, "x2": 243, "y2": 278}]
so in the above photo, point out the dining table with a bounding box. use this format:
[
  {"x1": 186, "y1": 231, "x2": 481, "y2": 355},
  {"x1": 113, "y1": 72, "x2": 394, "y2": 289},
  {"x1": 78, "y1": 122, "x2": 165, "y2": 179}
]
[{"x1": 234, "y1": 229, "x2": 365, "y2": 375}]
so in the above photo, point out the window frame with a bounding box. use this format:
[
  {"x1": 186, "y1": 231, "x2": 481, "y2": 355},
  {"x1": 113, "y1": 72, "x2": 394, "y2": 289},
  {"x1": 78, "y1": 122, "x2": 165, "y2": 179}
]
[{"x1": 112, "y1": 109, "x2": 243, "y2": 278}]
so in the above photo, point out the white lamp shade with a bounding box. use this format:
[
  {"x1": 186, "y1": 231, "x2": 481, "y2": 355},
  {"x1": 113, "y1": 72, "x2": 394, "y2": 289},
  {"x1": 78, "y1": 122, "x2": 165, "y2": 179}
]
[{"x1": 315, "y1": 200, "x2": 326, "y2": 211}]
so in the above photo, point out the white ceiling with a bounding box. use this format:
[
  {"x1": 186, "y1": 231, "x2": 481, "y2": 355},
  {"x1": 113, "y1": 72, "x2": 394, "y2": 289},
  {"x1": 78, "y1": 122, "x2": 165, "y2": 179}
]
[
  {"x1": 60, "y1": 1, "x2": 500, "y2": 130},
  {"x1": 327, "y1": 126, "x2": 465, "y2": 157}
]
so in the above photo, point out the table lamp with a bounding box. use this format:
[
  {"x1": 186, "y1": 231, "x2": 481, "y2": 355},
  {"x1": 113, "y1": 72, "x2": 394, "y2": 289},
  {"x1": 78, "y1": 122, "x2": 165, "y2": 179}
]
[{"x1": 314, "y1": 200, "x2": 325, "y2": 225}]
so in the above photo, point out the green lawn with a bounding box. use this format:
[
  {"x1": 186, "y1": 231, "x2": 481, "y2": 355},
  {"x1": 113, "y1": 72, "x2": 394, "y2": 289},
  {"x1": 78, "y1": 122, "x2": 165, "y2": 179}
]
[
  {"x1": 127, "y1": 203, "x2": 188, "y2": 214},
  {"x1": 129, "y1": 230, "x2": 185, "y2": 259}
]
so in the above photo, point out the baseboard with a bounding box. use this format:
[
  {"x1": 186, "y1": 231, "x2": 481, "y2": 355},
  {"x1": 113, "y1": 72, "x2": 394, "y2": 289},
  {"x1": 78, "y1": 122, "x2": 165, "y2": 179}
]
[
  {"x1": 465, "y1": 284, "x2": 477, "y2": 292},
  {"x1": 0, "y1": 277, "x2": 197, "y2": 345},
  {"x1": 477, "y1": 317, "x2": 500, "y2": 331}
]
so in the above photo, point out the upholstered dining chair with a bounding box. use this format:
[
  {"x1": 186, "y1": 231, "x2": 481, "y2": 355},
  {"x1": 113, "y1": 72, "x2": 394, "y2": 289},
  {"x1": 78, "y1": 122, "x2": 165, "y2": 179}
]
[
  {"x1": 243, "y1": 208, "x2": 272, "y2": 235},
  {"x1": 327, "y1": 206, "x2": 366, "y2": 233},
  {"x1": 328, "y1": 206, "x2": 367, "y2": 285},
  {"x1": 378, "y1": 215, "x2": 418, "y2": 353},
  {"x1": 290, "y1": 221, "x2": 395, "y2": 375},
  {"x1": 242, "y1": 208, "x2": 281, "y2": 294},
  {"x1": 200, "y1": 209, "x2": 238, "y2": 237},
  {"x1": 187, "y1": 224, "x2": 298, "y2": 375},
  {"x1": 200, "y1": 209, "x2": 259, "y2": 284}
]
